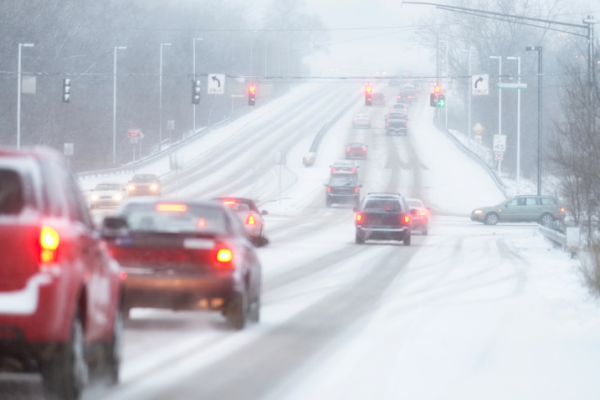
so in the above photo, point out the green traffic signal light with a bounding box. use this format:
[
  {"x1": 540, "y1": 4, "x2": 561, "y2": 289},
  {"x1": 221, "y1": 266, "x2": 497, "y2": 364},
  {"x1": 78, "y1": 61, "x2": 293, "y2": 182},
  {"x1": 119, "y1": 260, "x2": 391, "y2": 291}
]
[{"x1": 437, "y1": 94, "x2": 446, "y2": 107}]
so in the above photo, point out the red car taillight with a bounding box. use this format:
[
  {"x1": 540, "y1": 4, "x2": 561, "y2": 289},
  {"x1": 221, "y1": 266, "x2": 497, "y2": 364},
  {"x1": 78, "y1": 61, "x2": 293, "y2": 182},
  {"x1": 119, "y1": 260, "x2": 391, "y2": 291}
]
[
  {"x1": 387, "y1": 123, "x2": 389, "y2": 127},
  {"x1": 327, "y1": 187, "x2": 331, "y2": 193},
  {"x1": 246, "y1": 215, "x2": 256, "y2": 225},
  {"x1": 39, "y1": 227, "x2": 60, "y2": 264},
  {"x1": 332, "y1": 168, "x2": 337, "y2": 172},
  {"x1": 351, "y1": 168, "x2": 355, "y2": 172},
  {"x1": 214, "y1": 248, "x2": 234, "y2": 269},
  {"x1": 362, "y1": 147, "x2": 367, "y2": 151},
  {"x1": 346, "y1": 147, "x2": 350, "y2": 151},
  {"x1": 356, "y1": 213, "x2": 363, "y2": 223},
  {"x1": 403, "y1": 215, "x2": 410, "y2": 225}
]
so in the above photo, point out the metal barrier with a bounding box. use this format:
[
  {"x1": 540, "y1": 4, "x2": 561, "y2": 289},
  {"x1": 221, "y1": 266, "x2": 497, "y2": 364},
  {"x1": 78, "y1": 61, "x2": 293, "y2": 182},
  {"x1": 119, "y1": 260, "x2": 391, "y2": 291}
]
[
  {"x1": 77, "y1": 87, "x2": 291, "y2": 180},
  {"x1": 538, "y1": 224, "x2": 579, "y2": 257}
]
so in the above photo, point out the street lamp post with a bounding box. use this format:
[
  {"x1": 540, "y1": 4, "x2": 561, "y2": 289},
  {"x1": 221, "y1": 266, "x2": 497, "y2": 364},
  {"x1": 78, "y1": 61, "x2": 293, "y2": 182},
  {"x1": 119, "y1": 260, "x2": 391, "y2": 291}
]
[
  {"x1": 113, "y1": 46, "x2": 127, "y2": 166},
  {"x1": 17, "y1": 43, "x2": 34, "y2": 150},
  {"x1": 192, "y1": 38, "x2": 203, "y2": 137},
  {"x1": 461, "y1": 48, "x2": 472, "y2": 144},
  {"x1": 264, "y1": 30, "x2": 268, "y2": 77},
  {"x1": 159, "y1": 43, "x2": 172, "y2": 152},
  {"x1": 507, "y1": 56, "x2": 521, "y2": 195},
  {"x1": 526, "y1": 46, "x2": 543, "y2": 196},
  {"x1": 490, "y1": 55, "x2": 502, "y2": 175}
]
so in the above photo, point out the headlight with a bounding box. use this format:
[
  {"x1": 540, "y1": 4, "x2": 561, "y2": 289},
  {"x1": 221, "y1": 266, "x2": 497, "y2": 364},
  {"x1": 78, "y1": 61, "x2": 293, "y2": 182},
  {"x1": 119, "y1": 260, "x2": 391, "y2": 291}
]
[
  {"x1": 150, "y1": 184, "x2": 158, "y2": 191},
  {"x1": 91, "y1": 195, "x2": 99, "y2": 201},
  {"x1": 128, "y1": 185, "x2": 135, "y2": 190},
  {"x1": 474, "y1": 210, "x2": 483, "y2": 214},
  {"x1": 113, "y1": 194, "x2": 122, "y2": 201}
]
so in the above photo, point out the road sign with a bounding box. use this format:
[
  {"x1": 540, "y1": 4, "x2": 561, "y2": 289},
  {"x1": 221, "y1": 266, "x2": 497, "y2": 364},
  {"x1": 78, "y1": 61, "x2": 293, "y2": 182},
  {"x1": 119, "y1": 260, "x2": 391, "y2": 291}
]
[
  {"x1": 207, "y1": 74, "x2": 225, "y2": 94},
  {"x1": 472, "y1": 74, "x2": 489, "y2": 95},
  {"x1": 496, "y1": 83, "x2": 527, "y2": 90},
  {"x1": 472, "y1": 123, "x2": 484, "y2": 134},
  {"x1": 128, "y1": 129, "x2": 142, "y2": 138},
  {"x1": 495, "y1": 152, "x2": 504, "y2": 161},
  {"x1": 474, "y1": 136, "x2": 482, "y2": 144},
  {"x1": 493, "y1": 134, "x2": 507, "y2": 152}
]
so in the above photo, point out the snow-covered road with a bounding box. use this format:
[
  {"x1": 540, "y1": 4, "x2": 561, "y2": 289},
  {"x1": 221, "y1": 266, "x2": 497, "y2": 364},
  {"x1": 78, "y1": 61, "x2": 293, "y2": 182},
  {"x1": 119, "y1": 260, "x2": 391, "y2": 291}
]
[{"x1": 6, "y1": 84, "x2": 598, "y2": 400}]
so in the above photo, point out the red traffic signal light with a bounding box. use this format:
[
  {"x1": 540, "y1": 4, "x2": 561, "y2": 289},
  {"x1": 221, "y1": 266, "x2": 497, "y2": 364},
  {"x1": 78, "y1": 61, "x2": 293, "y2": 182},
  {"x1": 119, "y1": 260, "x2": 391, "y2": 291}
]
[
  {"x1": 365, "y1": 86, "x2": 372, "y2": 93},
  {"x1": 434, "y1": 85, "x2": 441, "y2": 94},
  {"x1": 248, "y1": 84, "x2": 256, "y2": 106},
  {"x1": 249, "y1": 86, "x2": 255, "y2": 93}
]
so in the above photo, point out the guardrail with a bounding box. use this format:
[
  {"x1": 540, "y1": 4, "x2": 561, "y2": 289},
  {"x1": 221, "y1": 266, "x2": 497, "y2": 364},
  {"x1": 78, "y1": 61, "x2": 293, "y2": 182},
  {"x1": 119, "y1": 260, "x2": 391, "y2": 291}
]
[
  {"x1": 308, "y1": 95, "x2": 362, "y2": 152},
  {"x1": 77, "y1": 87, "x2": 292, "y2": 180},
  {"x1": 432, "y1": 117, "x2": 506, "y2": 196},
  {"x1": 538, "y1": 224, "x2": 579, "y2": 257}
]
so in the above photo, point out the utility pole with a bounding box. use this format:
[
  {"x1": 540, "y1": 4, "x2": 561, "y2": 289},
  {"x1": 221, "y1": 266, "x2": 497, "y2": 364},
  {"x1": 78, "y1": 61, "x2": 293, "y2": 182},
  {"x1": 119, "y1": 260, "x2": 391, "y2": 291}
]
[
  {"x1": 445, "y1": 40, "x2": 449, "y2": 130},
  {"x1": 490, "y1": 55, "x2": 502, "y2": 175},
  {"x1": 507, "y1": 56, "x2": 521, "y2": 195},
  {"x1": 113, "y1": 46, "x2": 126, "y2": 166},
  {"x1": 192, "y1": 38, "x2": 203, "y2": 137},
  {"x1": 526, "y1": 46, "x2": 543, "y2": 196},
  {"x1": 17, "y1": 43, "x2": 34, "y2": 150},
  {"x1": 159, "y1": 43, "x2": 171, "y2": 152}
]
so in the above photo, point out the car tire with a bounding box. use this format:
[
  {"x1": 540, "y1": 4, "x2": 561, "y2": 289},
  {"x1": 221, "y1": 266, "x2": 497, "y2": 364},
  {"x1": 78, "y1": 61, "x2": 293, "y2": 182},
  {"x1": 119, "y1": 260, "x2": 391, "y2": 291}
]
[
  {"x1": 484, "y1": 213, "x2": 499, "y2": 226},
  {"x1": 540, "y1": 213, "x2": 554, "y2": 227},
  {"x1": 43, "y1": 309, "x2": 88, "y2": 400},
  {"x1": 225, "y1": 291, "x2": 248, "y2": 330},
  {"x1": 403, "y1": 233, "x2": 411, "y2": 246},
  {"x1": 355, "y1": 232, "x2": 365, "y2": 244},
  {"x1": 105, "y1": 308, "x2": 123, "y2": 385}
]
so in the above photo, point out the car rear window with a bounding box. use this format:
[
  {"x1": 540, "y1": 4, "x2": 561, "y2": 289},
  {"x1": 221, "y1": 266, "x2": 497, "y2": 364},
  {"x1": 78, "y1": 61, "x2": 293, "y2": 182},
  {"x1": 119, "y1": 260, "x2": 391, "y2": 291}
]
[
  {"x1": 407, "y1": 200, "x2": 422, "y2": 207},
  {"x1": 365, "y1": 200, "x2": 401, "y2": 211},
  {"x1": 540, "y1": 197, "x2": 557, "y2": 205},
  {"x1": 330, "y1": 177, "x2": 357, "y2": 186},
  {"x1": 0, "y1": 169, "x2": 24, "y2": 215},
  {"x1": 96, "y1": 184, "x2": 122, "y2": 191},
  {"x1": 131, "y1": 175, "x2": 158, "y2": 182},
  {"x1": 120, "y1": 203, "x2": 228, "y2": 235}
]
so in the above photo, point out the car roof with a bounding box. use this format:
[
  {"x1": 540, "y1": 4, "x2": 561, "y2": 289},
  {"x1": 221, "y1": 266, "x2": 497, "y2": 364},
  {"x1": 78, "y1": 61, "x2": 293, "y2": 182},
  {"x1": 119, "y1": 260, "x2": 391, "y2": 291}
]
[
  {"x1": 355, "y1": 114, "x2": 368, "y2": 117},
  {"x1": 347, "y1": 142, "x2": 365, "y2": 146},
  {"x1": 333, "y1": 160, "x2": 355, "y2": 165},
  {"x1": 366, "y1": 192, "x2": 402, "y2": 198},
  {"x1": 393, "y1": 103, "x2": 407, "y2": 107}
]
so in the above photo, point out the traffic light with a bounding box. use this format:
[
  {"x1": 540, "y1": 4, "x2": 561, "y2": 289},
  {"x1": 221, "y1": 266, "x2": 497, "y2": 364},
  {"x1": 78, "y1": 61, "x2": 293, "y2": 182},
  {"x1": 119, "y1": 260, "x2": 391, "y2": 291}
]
[
  {"x1": 365, "y1": 85, "x2": 372, "y2": 106},
  {"x1": 248, "y1": 85, "x2": 256, "y2": 106},
  {"x1": 437, "y1": 94, "x2": 446, "y2": 107},
  {"x1": 434, "y1": 85, "x2": 441, "y2": 94},
  {"x1": 430, "y1": 93, "x2": 437, "y2": 107},
  {"x1": 192, "y1": 79, "x2": 201, "y2": 105},
  {"x1": 62, "y1": 78, "x2": 71, "y2": 103}
]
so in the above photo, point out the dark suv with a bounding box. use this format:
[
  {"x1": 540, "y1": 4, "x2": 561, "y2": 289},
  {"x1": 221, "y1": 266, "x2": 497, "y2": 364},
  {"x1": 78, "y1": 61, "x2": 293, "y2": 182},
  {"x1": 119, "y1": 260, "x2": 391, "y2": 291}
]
[
  {"x1": 386, "y1": 118, "x2": 408, "y2": 136},
  {"x1": 354, "y1": 193, "x2": 412, "y2": 245},
  {"x1": 325, "y1": 177, "x2": 362, "y2": 207}
]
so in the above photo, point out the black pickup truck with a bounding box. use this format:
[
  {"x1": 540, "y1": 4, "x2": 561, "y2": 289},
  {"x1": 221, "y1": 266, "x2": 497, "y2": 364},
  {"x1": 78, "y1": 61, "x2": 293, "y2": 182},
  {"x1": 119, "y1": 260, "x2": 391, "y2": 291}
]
[
  {"x1": 386, "y1": 118, "x2": 408, "y2": 136},
  {"x1": 354, "y1": 193, "x2": 412, "y2": 245}
]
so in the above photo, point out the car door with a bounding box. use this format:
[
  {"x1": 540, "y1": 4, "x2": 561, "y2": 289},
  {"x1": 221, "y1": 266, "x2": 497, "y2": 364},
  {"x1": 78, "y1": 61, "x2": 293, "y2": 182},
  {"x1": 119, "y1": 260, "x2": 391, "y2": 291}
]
[
  {"x1": 523, "y1": 197, "x2": 541, "y2": 221},
  {"x1": 501, "y1": 198, "x2": 524, "y2": 222}
]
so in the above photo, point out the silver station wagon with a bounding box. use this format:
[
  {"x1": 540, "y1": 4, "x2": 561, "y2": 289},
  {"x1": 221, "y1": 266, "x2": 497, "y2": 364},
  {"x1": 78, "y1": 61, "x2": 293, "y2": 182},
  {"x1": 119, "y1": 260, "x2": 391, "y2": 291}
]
[{"x1": 471, "y1": 195, "x2": 565, "y2": 226}]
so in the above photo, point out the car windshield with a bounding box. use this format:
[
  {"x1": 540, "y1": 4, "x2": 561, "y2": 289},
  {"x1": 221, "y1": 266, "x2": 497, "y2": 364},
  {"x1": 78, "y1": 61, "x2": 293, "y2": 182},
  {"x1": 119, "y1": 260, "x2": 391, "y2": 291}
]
[
  {"x1": 95, "y1": 184, "x2": 122, "y2": 191},
  {"x1": 119, "y1": 203, "x2": 228, "y2": 235},
  {"x1": 407, "y1": 200, "x2": 422, "y2": 207},
  {"x1": 329, "y1": 177, "x2": 357, "y2": 186},
  {"x1": 333, "y1": 161, "x2": 353, "y2": 167},
  {"x1": 131, "y1": 175, "x2": 158, "y2": 182},
  {"x1": 365, "y1": 199, "x2": 401, "y2": 211},
  {"x1": 348, "y1": 143, "x2": 364, "y2": 147}
]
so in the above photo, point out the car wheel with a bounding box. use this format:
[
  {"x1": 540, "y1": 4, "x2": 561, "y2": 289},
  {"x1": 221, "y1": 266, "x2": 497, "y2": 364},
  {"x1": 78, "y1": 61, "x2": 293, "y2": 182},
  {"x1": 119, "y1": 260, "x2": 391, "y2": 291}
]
[
  {"x1": 484, "y1": 213, "x2": 499, "y2": 226},
  {"x1": 43, "y1": 309, "x2": 88, "y2": 400},
  {"x1": 403, "y1": 232, "x2": 411, "y2": 246},
  {"x1": 225, "y1": 291, "x2": 248, "y2": 330},
  {"x1": 540, "y1": 213, "x2": 554, "y2": 227},
  {"x1": 355, "y1": 232, "x2": 365, "y2": 244},
  {"x1": 105, "y1": 308, "x2": 123, "y2": 385}
]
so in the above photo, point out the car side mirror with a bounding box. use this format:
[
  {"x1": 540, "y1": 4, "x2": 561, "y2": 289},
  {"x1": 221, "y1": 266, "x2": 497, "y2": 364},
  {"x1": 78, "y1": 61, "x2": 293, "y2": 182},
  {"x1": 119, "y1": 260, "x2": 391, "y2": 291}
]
[
  {"x1": 102, "y1": 217, "x2": 129, "y2": 238},
  {"x1": 353, "y1": 207, "x2": 359, "y2": 212},
  {"x1": 261, "y1": 210, "x2": 268, "y2": 215}
]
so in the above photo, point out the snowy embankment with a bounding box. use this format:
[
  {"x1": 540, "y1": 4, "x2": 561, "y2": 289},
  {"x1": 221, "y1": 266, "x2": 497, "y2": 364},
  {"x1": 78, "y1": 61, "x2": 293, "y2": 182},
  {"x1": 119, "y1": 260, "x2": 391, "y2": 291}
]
[{"x1": 77, "y1": 83, "x2": 325, "y2": 192}]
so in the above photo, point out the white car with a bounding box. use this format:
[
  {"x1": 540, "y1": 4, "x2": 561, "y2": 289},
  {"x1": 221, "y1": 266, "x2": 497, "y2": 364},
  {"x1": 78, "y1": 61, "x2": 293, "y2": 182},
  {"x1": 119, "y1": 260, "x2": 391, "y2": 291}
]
[
  {"x1": 214, "y1": 197, "x2": 268, "y2": 246},
  {"x1": 89, "y1": 183, "x2": 128, "y2": 208},
  {"x1": 352, "y1": 114, "x2": 371, "y2": 129}
]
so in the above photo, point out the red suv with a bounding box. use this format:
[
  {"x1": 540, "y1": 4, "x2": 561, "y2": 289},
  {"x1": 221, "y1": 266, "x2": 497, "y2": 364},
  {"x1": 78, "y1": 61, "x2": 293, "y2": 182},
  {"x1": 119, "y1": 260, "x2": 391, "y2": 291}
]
[{"x1": 0, "y1": 147, "x2": 123, "y2": 400}]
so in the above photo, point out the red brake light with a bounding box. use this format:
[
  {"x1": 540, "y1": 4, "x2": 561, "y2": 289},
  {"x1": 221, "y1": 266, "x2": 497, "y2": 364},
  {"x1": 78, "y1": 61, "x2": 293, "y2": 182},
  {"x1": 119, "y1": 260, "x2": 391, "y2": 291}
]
[
  {"x1": 387, "y1": 124, "x2": 389, "y2": 127},
  {"x1": 363, "y1": 147, "x2": 366, "y2": 151},
  {"x1": 351, "y1": 168, "x2": 355, "y2": 172},
  {"x1": 40, "y1": 227, "x2": 60, "y2": 264},
  {"x1": 332, "y1": 168, "x2": 337, "y2": 172},
  {"x1": 354, "y1": 187, "x2": 359, "y2": 193},
  {"x1": 356, "y1": 214, "x2": 362, "y2": 222},
  {"x1": 419, "y1": 211, "x2": 426, "y2": 216},
  {"x1": 246, "y1": 215, "x2": 256, "y2": 225},
  {"x1": 327, "y1": 187, "x2": 331, "y2": 193},
  {"x1": 404, "y1": 215, "x2": 410, "y2": 224},
  {"x1": 119, "y1": 271, "x2": 128, "y2": 281},
  {"x1": 366, "y1": 119, "x2": 370, "y2": 122},
  {"x1": 354, "y1": 119, "x2": 357, "y2": 122},
  {"x1": 156, "y1": 204, "x2": 187, "y2": 212},
  {"x1": 346, "y1": 147, "x2": 350, "y2": 151},
  {"x1": 561, "y1": 207, "x2": 565, "y2": 213},
  {"x1": 223, "y1": 200, "x2": 236, "y2": 205}
]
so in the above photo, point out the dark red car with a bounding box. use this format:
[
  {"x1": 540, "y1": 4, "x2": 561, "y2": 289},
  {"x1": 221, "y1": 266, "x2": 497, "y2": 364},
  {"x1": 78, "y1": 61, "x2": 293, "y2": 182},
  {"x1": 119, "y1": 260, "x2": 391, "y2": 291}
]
[
  {"x1": 103, "y1": 199, "x2": 262, "y2": 330},
  {"x1": 345, "y1": 142, "x2": 368, "y2": 160},
  {"x1": 0, "y1": 147, "x2": 123, "y2": 400}
]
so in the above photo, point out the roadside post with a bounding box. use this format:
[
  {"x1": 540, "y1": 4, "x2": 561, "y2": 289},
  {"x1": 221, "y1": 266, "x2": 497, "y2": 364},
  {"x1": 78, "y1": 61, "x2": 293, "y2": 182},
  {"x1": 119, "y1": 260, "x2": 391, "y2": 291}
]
[
  {"x1": 493, "y1": 134, "x2": 507, "y2": 174},
  {"x1": 128, "y1": 129, "x2": 143, "y2": 163},
  {"x1": 169, "y1": 152, "x2": 183, "y2": 196},
  {"x1": 167, "y1": 120, "x2": 175, "y2": 146},
  {"x1": 64, "y1": 143, "x2": 73, "y2": 169}
]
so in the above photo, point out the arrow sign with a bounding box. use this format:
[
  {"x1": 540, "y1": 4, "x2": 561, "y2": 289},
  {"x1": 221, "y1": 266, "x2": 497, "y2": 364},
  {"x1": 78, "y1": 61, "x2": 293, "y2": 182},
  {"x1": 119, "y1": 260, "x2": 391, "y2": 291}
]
[
  {"x1": 207, "y1": 73, "x2": 225, "y2": 94},
  {"x1": 472, "y1": 74, "x2": 489, "y2": 95}
]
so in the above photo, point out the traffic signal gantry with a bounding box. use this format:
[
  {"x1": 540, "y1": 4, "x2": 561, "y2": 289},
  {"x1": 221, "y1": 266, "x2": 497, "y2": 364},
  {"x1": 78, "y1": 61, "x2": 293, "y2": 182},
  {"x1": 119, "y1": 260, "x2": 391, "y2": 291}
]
[
  {"x1": 365, "y1": 85, "x2": 372, "y2": 106},
  {"x1": 248, "y1": 84, "x2": 256, "y2": 106},
  {"x1": 430, "y1": 85, "x2": 445, "y2": 108}
]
